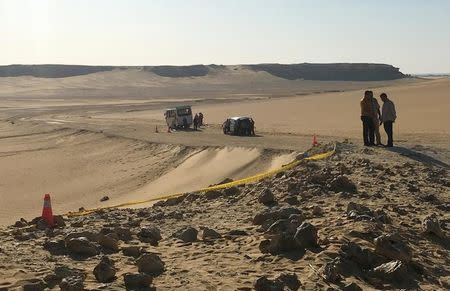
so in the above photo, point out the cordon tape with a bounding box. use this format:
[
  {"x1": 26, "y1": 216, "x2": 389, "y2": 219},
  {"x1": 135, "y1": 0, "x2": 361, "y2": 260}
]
[{"x1": 66, "y1": 144, "x2": 336, "y2": 217}]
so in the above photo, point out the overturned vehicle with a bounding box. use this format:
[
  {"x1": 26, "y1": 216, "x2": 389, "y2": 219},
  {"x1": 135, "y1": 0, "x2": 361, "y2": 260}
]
[{"x1": 223, "y1": 116, "x2": 255, "y2": 136}]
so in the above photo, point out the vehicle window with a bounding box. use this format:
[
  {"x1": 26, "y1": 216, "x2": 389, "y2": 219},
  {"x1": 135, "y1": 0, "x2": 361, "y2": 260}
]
[{"x1": 177, "y1": 108, "x2": 191, "y2": 116}]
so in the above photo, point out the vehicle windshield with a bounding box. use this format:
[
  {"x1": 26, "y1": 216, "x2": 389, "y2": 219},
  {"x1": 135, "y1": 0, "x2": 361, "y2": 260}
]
[{"x1": 177, "y1": 108, "x2": 192, "y2": 116}]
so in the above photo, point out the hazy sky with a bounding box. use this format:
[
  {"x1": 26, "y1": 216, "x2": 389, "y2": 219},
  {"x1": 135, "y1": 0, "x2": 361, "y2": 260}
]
[{"x1": 1, "y1": 0, "x2": 449, "y2": 73}]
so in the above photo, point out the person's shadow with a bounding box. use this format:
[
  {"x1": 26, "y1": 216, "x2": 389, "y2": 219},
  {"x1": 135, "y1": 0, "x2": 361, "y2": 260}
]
[{"x1": 386, "y1": 146, "x2": 449, "y2": 169}]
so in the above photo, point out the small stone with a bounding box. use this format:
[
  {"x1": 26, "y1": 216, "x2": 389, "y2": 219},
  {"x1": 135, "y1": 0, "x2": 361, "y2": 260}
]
[
  {"x1": 330, "y1": 175, "x2": 357, "y2": 193},
  {"x1": 258, "y1": 188, "x2": 275, "y2": 205},
  {"x1": 312, "y1": 205, "x2": 323, "y2": 216},
  {"x1": 14, "y1": 218, "x2": 28, "y2": 228},
  {"x1": 138, "y1": 226, "x2": 162, "y2": 246},
  {"x1": 53, "y1": 215, "x2": 66, "y2": 227},
  {"x1": 201, "y1": 227, "x2": 222, "y2": 240},
  {"x1": 294, "y1": 222, "x2": 318, "y2": 249},
  {"x1": 93, "y1": 256, "x2": 116, "y2": 283},
  {"x1": 115, "y1": 226, "x2": 133, "y2": 241},
  {"x1": 254, "y1": 273, "x2": 301, "y2": 291},
  {"x1": 59, "y1": 276, "x2": 84, "y2": 291},
  {"x1": 374, "y1": 233, "x2": 412, "y2": 263},
  {"x1": 136, "y1": 253, "x2": 165, "y2": 275},
  {"x1": 44, "y1": 239, "x2": 67, "y2": 255},
  {"x1": 122, "y1": 246, "x2": 142, "y2": 258},
  {"x1": 123, "y1": 273, "x2": 153, "y2": 289},
  {"x1": 98, "y1": 233, "x2": 119, "y2": 252},
  {"x1": 66, "y1": 237, "x2": 100, "y2": 257},
  {"x1": 343, "y1": 282, "x2": 363, "y2": 291},
  {"x1": 323, "y1": 260, "x2": 341, "y2": 282},
  {"x1": 100, "y1": 196, "x2": 109, "y2": 202},
  {"x1": 371, "y1": 260, "x2": 408, "y2": 282},
  {"x1": 174, "y1": 226, "x2": 198, "y2": 243},
  {"x1": 422, "y1": 214, "x2": 445, "y2": 238},
  {"x1": 23, "y1": 279, "x2": 46, "y2": 291},
  {"x1": 224, "y1": 186, "x2": 241, "y2": 196}
]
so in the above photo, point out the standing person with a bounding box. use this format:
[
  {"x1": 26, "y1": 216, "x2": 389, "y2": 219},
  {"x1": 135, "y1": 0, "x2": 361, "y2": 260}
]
[
  {"x1": 193, "y1": 113, "x2": 199, "y2": 131},
  {"x1": 360, "y1": 90, "x2": 375, "y2": 146},
  {"x1": 370, "y1": 91, "x2": 382, "y2": 145},
  {"x1": 380, "y1": 93, "x2": 397, "y2": 147},
  {"x1": 198, "y1": 112, "x2": 204, "y2": 127}
]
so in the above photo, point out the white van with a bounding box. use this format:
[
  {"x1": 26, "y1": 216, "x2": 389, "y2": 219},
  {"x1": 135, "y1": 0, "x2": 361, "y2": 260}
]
[{"x1": 165, "y1": 105, "x2": 193, "y2": 129}]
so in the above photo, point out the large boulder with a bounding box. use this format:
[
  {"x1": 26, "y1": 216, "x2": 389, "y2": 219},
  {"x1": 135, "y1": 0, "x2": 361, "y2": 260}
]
[
  {"x1": 422, "y1": 214, "x2": 445, "y2": 238},
  {"x1": 136, "y1": 253, "x2": 165, "y2": 275},
  {"x1": 374, "y1": 233, "x2": 412, "y2": 263},
  {"x1": 93, "y1": 256, "x2": 116, "y2": 283},
  {"x1": 293, "y1": 222, "x2": 318, "y2": 249},
  {"x1": 138, "y1": 226, "x2": 162, "y2": 246},
  {"x1": 66, "y1": 237, "x2": 99, "y2": 257}
]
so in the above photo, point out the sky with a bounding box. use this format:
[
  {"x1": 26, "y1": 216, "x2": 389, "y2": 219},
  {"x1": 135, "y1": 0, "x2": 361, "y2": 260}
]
[{"x1": 1, "y1": 0, "x2": 449, "y2": 74}]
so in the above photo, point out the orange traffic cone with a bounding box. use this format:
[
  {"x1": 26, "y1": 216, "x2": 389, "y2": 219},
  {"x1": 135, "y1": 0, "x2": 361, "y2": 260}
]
[
  {"x1": 312, "y1": 134, "x2": 319, "y2": 147},
  {"x1": 42, "y1": 194, "x2": 54, "y2": 227},
  {"x1": 155, "y1": 125, "x2": 159, "y2": 133}
]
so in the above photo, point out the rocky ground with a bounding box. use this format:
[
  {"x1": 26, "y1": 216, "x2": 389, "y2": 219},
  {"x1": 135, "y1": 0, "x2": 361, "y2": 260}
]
[{"x1": 0, "y1": 142, "x2": 448, "y2": 291}]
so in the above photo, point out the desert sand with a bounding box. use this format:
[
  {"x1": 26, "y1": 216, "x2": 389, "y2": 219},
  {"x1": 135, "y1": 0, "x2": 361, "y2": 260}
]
[{"x1": 0, "y1": 68, "x2": 448, "y2": 290}]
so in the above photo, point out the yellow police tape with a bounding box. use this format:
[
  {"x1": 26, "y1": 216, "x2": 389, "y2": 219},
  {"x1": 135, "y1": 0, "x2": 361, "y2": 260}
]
[{"x1": 66, "y1": 145, "x2": 336, "y2": 217}]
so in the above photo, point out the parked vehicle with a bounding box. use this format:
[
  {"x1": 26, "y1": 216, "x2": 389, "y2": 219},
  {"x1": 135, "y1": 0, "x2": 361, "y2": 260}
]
[
  {"x1": 164, "y1": 106, "x2": 193, "y2": 129},
  {"x1": 222, "y1": 116, "x2": 255, "y2": 136}
]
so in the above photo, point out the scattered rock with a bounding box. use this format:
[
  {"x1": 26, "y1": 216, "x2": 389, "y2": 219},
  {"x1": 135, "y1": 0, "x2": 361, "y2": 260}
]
[
  {"x1": 323, "y1": 259, "x2": 342, "y2": 282},
  {"x1": 201, "y1": 227, "x2": 222, "y2": 240},
  {"x1": 22, "y1": 279, "x2": 46, "y2": 291},
  {"x1": 254, "y1": 273, "x2": 300, "y2": 291},
  {"x1": 136, "y1": 253, "x2": 165, "y2": 275},
  {"x1": 294, "y1": 222, "x2": 318, "y2": 249},
  {"x1": 122, "y1": 246, "x2": 143, "y2": 258},
  {"x1": 115, "y1": 226, "x2": 133, "y2": 241},
  {"x1": 342, "y1": 282, "x2": 363, "y2": 291},
  {"x1": 93, "y1": 256, "x2": 116, "y2": 283},
  {"x1": 205, "y1": 190, "x2": 222, "y2": 199},
  {"x1": 100, "y1": 196, "x2": 109, "y2": 202},
  {"x1": 224, "y1": 186, "x2": 241, "y2": 196},
  {"x1": 123, "y1": 273, "x2": 153, "y2": 289},
  {"x1": 66, "y1": 237, "x2": 100, "y2": 257},
  {"x1": 330, "y1": 175, "x2": 357, "y2": 193},
  {"x1": 374, "y1": 233, "x2": 412, "y2": 263},
  {"x1": 371, "y1": 260, "x2": 408, "y2": 282},
  {"x1": 53, "y1": 215, "x2": 66, "y2": 228},
  {"x1": 312, "y1": 205, "x2": 323, "y2": 216},
  {"x1": 44, "y1": 239, "x2": 67, "y2": 255},
  {"x1": 59, "y1": 276, "x2": 84, "y2": 291},
  {"x1": 422, "y1": 213, "x2": 445, "y2": 238},
  {"x1": 253, "y1": 207, "x2": 302, "y2": 226},
  {"x1": 138, "y1": 226, "x2": 162, "y2": 246},
  {"x1": 173, "y1": 226, "x2": 198, "y2": 243},
  {"x1": 98, "y1": 233, "x2": 119, "y2": 252},
  {"x1": 227, "y1": 229, "x2": 248, "y2": 236},
  {"x1": 14, "y1": 218, "x2": 28, "y2": 228},
  {"x1": 258, "y1": 188, "x2": 276, "y2": 205}
]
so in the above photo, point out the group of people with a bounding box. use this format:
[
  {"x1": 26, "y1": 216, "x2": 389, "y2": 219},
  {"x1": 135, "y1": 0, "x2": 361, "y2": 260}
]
[
  {"x1": 193, "y1": 112, "x2": 204, "y2": 130},
  {"x1": 360, "y1": 90, "x2": 397, "y2": 147}
]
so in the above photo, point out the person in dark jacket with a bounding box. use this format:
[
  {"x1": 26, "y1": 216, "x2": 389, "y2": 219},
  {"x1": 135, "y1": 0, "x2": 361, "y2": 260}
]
[
  {"x1": 360, "y1": 90, "x2": 375, "y2": 146},
  {"x1": 193, "y1": 114, "x2": 199, "y2": 131}
]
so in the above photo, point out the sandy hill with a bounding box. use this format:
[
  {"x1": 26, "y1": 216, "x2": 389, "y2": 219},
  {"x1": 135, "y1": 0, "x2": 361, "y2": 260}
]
[
  {"x1": 0, "y1": 63, "x2": 405, "y2": 80},
  {"x1": 0, "y1": 142, "x2": 448, "y2": 290}
]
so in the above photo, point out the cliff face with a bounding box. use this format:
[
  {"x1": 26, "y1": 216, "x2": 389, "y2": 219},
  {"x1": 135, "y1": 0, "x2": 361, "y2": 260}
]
[
  {"x1": 0, "y1": 63, "x2": 405, "y2": 81},
  {"x1": 245, "y1": 63, "x2": 405, "y2": 81}
]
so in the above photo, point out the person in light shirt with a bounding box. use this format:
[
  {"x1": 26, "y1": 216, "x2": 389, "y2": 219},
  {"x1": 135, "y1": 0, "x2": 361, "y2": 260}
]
[{"x1": 380, "y1": 93, "x2": 397, "y2": 147}]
